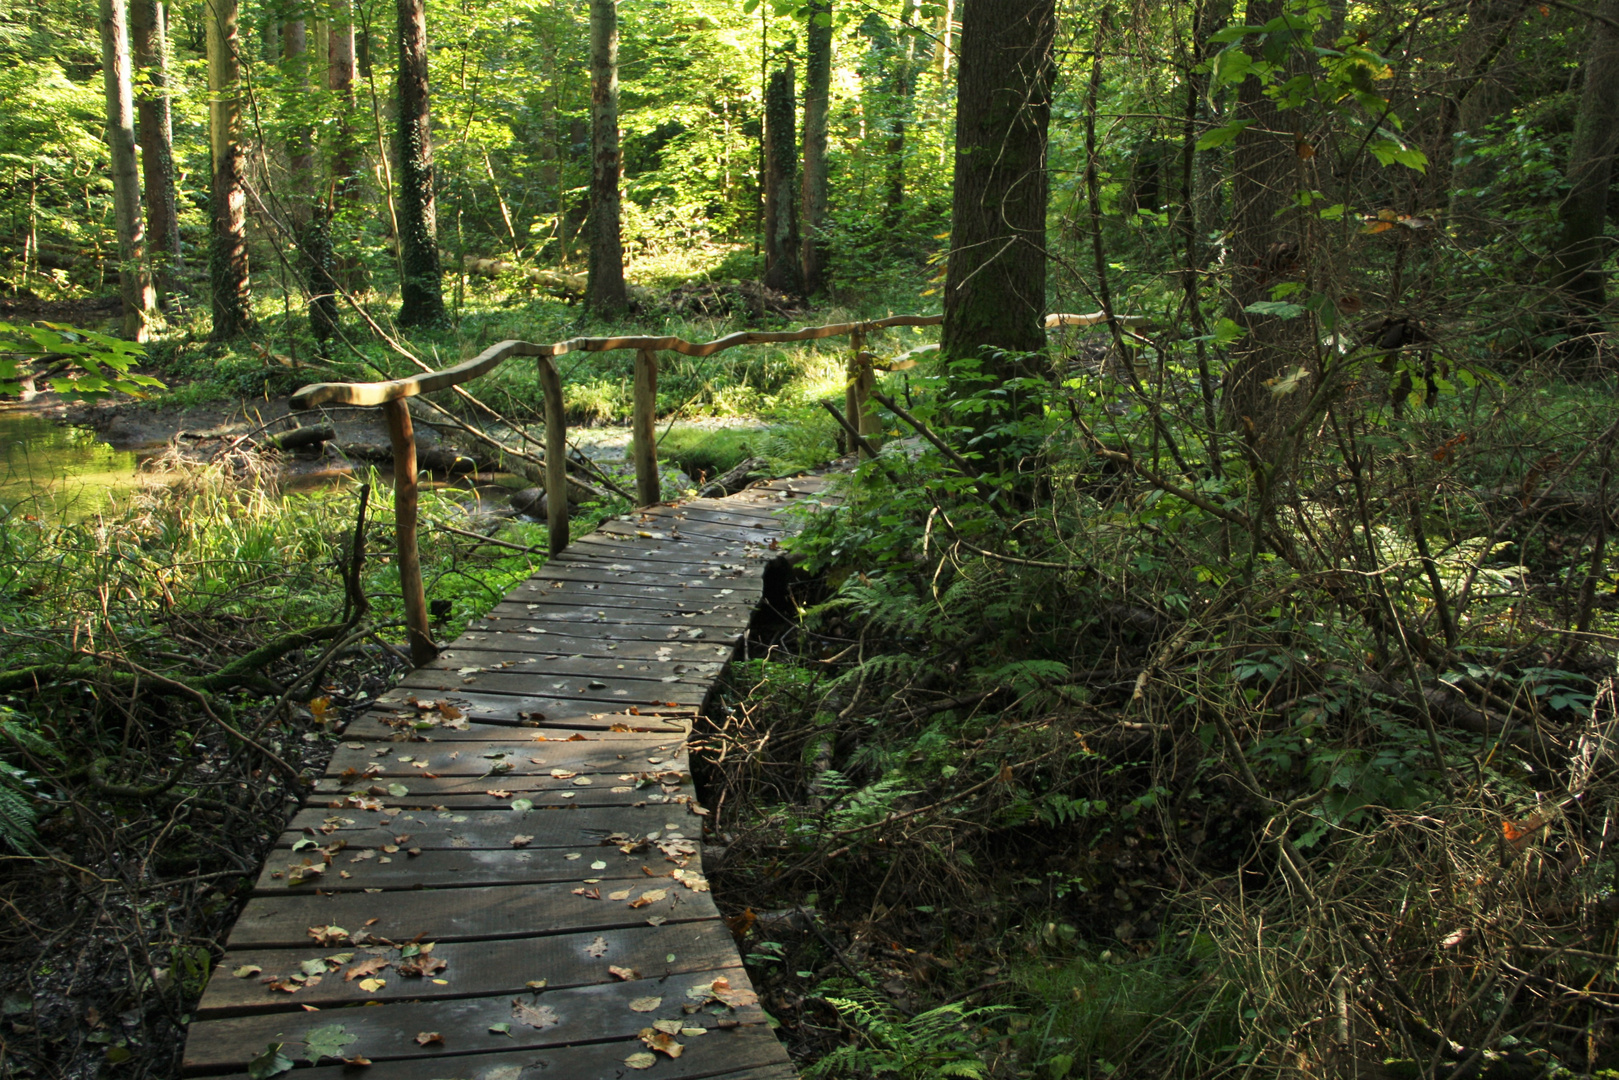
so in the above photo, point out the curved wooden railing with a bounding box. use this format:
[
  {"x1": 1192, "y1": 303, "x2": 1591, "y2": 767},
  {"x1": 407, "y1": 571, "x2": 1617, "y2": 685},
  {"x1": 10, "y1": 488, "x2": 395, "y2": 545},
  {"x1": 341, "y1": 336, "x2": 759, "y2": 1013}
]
[{"x1": 290, "y1": 309, "x2": 1135, "y2": 665}]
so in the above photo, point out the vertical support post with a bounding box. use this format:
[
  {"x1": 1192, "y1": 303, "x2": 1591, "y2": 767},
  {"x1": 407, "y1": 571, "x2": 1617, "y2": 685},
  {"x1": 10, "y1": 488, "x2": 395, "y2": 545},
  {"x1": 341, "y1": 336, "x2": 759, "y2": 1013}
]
[
  {"x1": 537, "y1": 355, "x2": 569, "y2": 555},
  {"x1": 633, "y1": 348, "x2": 660, "y2": 506},
  {"x1": 846, "y1": 326, "x2": 878, "y2": 459},
  {"x1": 382, "y1": 397, "x2": 436, "y2": 667}
]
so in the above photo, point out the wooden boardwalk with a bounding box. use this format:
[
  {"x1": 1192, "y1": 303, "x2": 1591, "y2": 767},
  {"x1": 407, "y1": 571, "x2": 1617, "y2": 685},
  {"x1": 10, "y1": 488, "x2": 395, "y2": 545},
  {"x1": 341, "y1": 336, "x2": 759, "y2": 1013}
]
[{"x1": 182, "y1": 477, "x2": 831, "y2": 1080}]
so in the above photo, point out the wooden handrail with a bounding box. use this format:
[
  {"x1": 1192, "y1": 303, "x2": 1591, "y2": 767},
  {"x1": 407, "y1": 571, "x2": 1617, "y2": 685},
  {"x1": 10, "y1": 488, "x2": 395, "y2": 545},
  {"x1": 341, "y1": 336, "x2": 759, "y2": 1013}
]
[
  {"x1": 288, "y1": 306, "x2": 1152, "y2": 668},
  {"x1": 287, "y1": 314, "x2": 945, "y2": 409}
]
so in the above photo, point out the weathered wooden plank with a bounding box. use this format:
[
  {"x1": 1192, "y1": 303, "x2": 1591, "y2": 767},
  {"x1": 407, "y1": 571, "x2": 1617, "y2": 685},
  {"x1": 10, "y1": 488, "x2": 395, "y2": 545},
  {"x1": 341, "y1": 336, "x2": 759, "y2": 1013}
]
[
  {"x1": 257, "y1": 839, "x2": 703, "y2": 895},
  {"x1": 322, "y1": 737, "x2": 687, "y2": 778},
  {"x1": 447, "y1": 630, "x2": 739, "y2": 662},
  {"x1": 310, "y1": 774, "x2": 695, "y2": 813},
  {"x1": 509, "y1": 575, "x2": 757, "y2": 601},
  {"x1": 199, "y1": 1022, "x2": 788, "y2": 1080},
  {"x1": 280, "y1": 804, "x2": 699, "y2": 851},
  {"x1": 199, "y1": 919, "x2": 739, "y2": 1017},
  {"x1": 487, "y1": 603, "x2": 752, "y2": 633},
  {"x1": 338, "y1": 708, "x2": 692, "y2": 741},
  {"x1": 394, "y1": 668, "x2": 708, "y2": 701},
  {"x1": 226, "y1": 877, "x2": 719, "y2": 949},
  {"x1": 416, "y1": 651, "x2": 726, "y2": 686},
  {"x1": 182, "y1": 968, "x2": 768, "y2": 1074}
]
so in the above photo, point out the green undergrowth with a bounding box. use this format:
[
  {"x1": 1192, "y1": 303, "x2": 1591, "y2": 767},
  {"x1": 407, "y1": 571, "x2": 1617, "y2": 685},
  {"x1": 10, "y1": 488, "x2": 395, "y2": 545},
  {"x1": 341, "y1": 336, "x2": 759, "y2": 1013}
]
[{"x1": 700, "y1": 348, "x2": 1619, "y2": 1078}]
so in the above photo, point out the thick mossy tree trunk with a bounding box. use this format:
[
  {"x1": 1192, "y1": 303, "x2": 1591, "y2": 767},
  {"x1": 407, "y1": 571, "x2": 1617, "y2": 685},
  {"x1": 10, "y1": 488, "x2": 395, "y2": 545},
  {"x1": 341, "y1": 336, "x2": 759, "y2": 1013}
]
[
  {"x1": 100, "y1": 0, "x2": 156, "y2": 342},
  {"x1": 394, "y1": 0, "x2": 444, "y2": 327},
  {"x1": 763, "y1": 65, "x2": 803, "y2": 296},
  {"x1": 585, "y1": 0, "x2": 628, "y2": 314},
  {"x1": 1553, "y1": 0, "x2": 1619, "y2": 320},
  {"x1": 129, "y1": 0, "x2": 180, "y2": 293},
  {"x1": 940, "y1": 0, "x2": 1054, "y2": 379},
  {"x1": 206, "y1": 0, "x2": 251, "y2": 340},
  {"x1": 800, "y1": 0, "x2": 832, "y2": 296},
  {"x1": 1222, "y1": 0, "x2": 1303, "y2": 442}
]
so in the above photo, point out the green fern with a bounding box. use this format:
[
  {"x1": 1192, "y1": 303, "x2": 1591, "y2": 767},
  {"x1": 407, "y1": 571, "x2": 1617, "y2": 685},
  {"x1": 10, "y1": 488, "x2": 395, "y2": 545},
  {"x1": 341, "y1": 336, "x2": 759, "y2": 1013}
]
[
  {"x1": 804, "y1": 994, "x2": 1007, "y2": 1080},
  {"x1": 0, "y1": 709, "x2": 56, "y2": 852}
]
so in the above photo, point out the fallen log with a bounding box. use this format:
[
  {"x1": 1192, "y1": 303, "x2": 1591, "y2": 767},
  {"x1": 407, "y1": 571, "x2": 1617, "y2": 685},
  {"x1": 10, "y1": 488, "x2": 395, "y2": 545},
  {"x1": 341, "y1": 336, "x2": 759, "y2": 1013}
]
[
  {"x1": 697, "y1": 456, "x2": 766, "y2": 497},
  {"x1": 261, "y1": 424, "x2": 335, "y2": 452}
]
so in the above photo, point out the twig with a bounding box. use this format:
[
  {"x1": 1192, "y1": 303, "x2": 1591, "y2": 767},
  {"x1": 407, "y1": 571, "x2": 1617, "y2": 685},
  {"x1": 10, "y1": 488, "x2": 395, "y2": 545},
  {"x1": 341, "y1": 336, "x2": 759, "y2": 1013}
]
[{"x1": 429, "y1": 518, "x2": 546, "y2": 555}]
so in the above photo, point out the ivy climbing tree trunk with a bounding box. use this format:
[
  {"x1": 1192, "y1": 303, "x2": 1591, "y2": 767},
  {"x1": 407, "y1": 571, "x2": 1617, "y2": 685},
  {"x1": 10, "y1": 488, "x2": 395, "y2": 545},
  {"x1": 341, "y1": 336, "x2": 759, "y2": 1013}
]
[
  {"x1": 129, "y1": 0, "x2": 180, "y2": 293},
  {"x1": 206, "y1": 0, "x2": 251, "y2": 340},
  {"x1": 585, "y1": 0, "x2": 628, "y2": 313},
  {"x1": 395, "y1": 0, "x2": 444, "y2": 327},
  {"x1": 762, "y1": 64, "x2": 803, "y2": 296},
  {"x1": 1553, "y1": 0, "x2": 1619, "y2": 321},
  {"x1": 800, "y1": 0, "x2": 831, "y2": 296},
  {"x1": 100, "y1": 0, "x2": 156, "y2": 342},
  {"x1": 940, "y1": 0, "x2": 1054, "y2": 380}
]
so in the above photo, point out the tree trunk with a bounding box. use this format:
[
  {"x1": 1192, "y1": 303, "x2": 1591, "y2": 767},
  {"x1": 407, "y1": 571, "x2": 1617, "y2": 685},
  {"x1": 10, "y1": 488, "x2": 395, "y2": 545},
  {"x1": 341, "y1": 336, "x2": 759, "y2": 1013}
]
[
  {"x1": 885, "y1": 7, "x2": 918, "y2": 225},
  {"x1": 585, "y1": 0, "x2": 629, "y2": 313},
  {"x1": 800, "y1": 0, "x2": 832, "y2": 295},
  {"x1": 206, "y1": 0, "x2": 251, "y2": 340},
  {"x1": 1221, "y1": 0, "x2": 1303, "y2": 441},
  {"x1": 940, "y1": 0, "x2": 1054, "y2": 376},
  {"x1": 395, "y1": 0, "x2": 444, "y2": 326},
  {"x1": 325, "y1": 0, "x2": 358, "y2": 301},
  {"x1": 762, "y1": 64, "x2": 803, "y2": 296},
  {"x1": 1554, "y1": 0, "x2": 1619, "y2": 318},
  {"x1": 129, "y1": 0, "x2": 180, "y2": 292},
  {"x1": 101, "y1": 0, "x2": 156, "y2": 342}
]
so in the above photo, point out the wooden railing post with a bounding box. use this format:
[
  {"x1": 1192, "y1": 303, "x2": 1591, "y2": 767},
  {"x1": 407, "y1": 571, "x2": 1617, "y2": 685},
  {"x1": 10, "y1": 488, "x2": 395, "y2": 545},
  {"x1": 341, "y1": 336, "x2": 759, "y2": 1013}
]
[
  {"x1": 537, "y1": 356, "x2": 569, "y2": 555},
  {"x1": 846, "y1": 325, "x2": 878, "y2": 459},
  {"x1": 381, "y1": 398, "x2": 437, "y2": 668},
  {"x1": 632, "y1": 348, "x2": 660, "y2": 506}
]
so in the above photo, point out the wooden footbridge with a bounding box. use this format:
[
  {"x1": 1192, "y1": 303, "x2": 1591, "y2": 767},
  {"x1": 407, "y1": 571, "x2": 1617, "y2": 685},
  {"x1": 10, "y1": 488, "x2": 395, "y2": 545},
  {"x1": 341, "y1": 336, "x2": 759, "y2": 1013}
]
[{"x1": 182, "y1": 475, "x2": 829, "y2": 1079}]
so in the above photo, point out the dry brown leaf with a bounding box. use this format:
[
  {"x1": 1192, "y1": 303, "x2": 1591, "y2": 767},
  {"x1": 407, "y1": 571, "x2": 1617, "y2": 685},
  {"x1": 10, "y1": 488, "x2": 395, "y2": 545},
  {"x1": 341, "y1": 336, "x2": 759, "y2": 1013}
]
[
  {"x1": 343, "y1": 957, "x2": 390, "y2": 982},
  {"x1": 628, "y1": 996, "x2": 663, "y2": 1012},
  {"x1": 608, "y1": 965, "x2": 639, "y2": 981},
  {"x1": 638, "y1": 1027, "x2": 684, "y2": 1058},
  {"x1": 511, "y1": 999, "x2": 560, "y2": 1030},
  {"x1": 415, "y1": 1031, "x2": 443, "y2": 1046},
  {"x1": 628, "y1": 889, "x2": 667, "y2": 908}
]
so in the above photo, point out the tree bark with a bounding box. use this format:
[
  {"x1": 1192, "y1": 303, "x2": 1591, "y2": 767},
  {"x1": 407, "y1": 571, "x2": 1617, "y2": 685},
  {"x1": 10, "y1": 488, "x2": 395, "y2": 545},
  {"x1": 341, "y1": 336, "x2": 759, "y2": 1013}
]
[
  {"x1": 129, "y1": 0, "x2": 180, "y2": 292},
  {"x1": 586, "y1": 0, "x2": 629, "y2": 313},
  {"x1": 206, "y1": 0, "x2": 251, "y2": 340},
  {"x1": 100, "y1": 0, "x2": 156, "y2": 342},
  {"x1": 940, "y1": 0, "x2": 1054, "y2": 376},
  {"x1": 395, "y1": 0, "x2": 444, "y2": 326},
  {"x1": 1222, "y1": 0, "x2": 1303, "y2": 441},
  {"x1": 800, "y1": 0, "x2": 832, "y2": 295},
  {"x1": 325, "y1": 0, "x2": 358, "y2": 302},
  {"x1": 1554, "y1": 0, "x2": 1619, "y2": 318},
  {"x1": 762, "y1": 64, "x2": 803, "y2": 295}
]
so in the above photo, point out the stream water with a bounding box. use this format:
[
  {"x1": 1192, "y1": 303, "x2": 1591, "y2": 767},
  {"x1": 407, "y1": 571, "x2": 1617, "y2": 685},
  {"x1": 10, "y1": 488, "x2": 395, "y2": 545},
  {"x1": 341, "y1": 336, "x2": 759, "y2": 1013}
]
[{"x1": 0, "y1": 409, "x2": 146, "y2": 518}]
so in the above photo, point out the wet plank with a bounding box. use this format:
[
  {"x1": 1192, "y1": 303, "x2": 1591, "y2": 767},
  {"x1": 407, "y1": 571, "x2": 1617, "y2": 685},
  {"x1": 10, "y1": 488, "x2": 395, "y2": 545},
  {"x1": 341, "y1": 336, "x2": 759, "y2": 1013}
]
[
  {"x1": 256, "y1": 840, "x2": 704, "y2": 895},
  {"x1": 226, "y1": 877, "x2": 719, "y2": 949},
  {"x1": 183, "y1": 968, "x2": 768, "y2": 1074},
  {"x1": 202, "y1": 1021, "x2": 789, "y2": 1079},
  {"x1": 199, "y1": 919, "x2": 740, "y2": 1017},
  {"x1": 279, "y1": 805, "x2": 704, "y2": 851}
]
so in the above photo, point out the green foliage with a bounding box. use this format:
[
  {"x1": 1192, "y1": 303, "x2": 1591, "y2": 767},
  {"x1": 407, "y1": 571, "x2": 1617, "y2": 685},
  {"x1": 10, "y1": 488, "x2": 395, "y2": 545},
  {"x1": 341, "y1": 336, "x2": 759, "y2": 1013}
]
[
  {"x1": 0, "y1": 706, "x2": 56, "y2": 853},
  {"x1": 805, "y1": 991, "x2": 1007, "y2": 1080},
  {"x1": 0, "y1": 322, "x2": 162, "y2": 399}
]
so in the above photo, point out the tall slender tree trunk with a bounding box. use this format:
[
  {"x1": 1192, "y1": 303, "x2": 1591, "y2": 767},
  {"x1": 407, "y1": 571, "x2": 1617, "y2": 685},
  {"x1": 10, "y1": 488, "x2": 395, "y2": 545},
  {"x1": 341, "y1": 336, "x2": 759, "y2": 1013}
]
[
  {"x1": 1554, "y1": 0, "x2": 1619, "y2": 319},
  {"x1": 326, "y1": 0, "x2": 358, "y2": 299},
  {"x1": 586, "y1": 0, "x2": 629, "y2": 313},
  {"x1": 206, "y1": 0, "x2": 251, "y2": 339},
  {"x1": 800, "y1": 0, "x2": 832, "y2": 295},
  {"x1": 940, "y1": 0, "x2": 1054, "y2": 377},
  {"x1": 129, "y1": 0, "x2": 180, "y2": 293},
  {"x1": 283, "y1": 17, "x2": 335, "y2": 344},
  {"x1": 395, "y1": 0, "x2": 444, "y2": 326},
  {"x1": 885, "y1": 6, "x2": 917, "y2": 225},
  {"x1": 762, "y1": 64, "x2": 803, "y2": 296},
  {"x1": 1222, "y1": 0, "x2": 1302, "y2": 439},
  {"x1": 101, "y1": 0, "x2": 156, "y2": 342}
]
